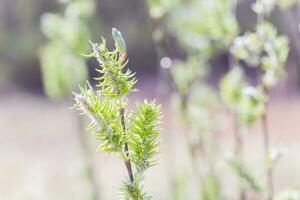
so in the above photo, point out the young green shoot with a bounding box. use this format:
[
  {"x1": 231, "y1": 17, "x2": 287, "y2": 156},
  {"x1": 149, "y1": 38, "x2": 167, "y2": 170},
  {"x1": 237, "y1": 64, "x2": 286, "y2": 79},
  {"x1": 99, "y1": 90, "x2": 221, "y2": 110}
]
[{"x1": 73, "y1": 28, "x2": 162, "y2": 200}]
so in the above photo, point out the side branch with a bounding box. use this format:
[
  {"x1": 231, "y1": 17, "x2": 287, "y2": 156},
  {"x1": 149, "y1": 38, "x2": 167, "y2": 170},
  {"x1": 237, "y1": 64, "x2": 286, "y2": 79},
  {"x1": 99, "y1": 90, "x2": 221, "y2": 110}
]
[
  {"x1": 120, "y1": 107, "x2": 134, "y2": 183},
  {"x1": 262, "y1": 97, "x2": 273, "y2": 200},
  {"x1": 233, "y1": 113, "x2": 246, "y2": 200}
]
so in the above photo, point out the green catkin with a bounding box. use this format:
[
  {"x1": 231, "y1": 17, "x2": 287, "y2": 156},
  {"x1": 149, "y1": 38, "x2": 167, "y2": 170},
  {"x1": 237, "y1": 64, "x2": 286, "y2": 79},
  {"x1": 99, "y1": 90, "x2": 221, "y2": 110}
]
[{"x1": 73, "y1": 28, "x2": 162, "y2": 200}]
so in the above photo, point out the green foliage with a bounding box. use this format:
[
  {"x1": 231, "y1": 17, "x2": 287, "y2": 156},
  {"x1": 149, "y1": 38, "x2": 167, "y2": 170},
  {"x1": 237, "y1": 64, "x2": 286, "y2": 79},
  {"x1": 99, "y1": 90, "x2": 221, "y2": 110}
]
[
  {"x1": 40, "y1": 0, "x2": 94, "y2": 100},
  {"x1": 129, "y1": 101, "x2": 161, "y2": 173},
  {"x1": 221, "y1": 0, "x2": 293, "y2": 199},
  {"x1": 238, "y1": 86, "x2": 267, "y2": 125},
  {"x1": 168, "y1": 0, "x2": 238, "y2": 57},
  {"x1": 171, "y1": 173, "x2": 189, "y2": 200},
  {"x1": 41, "y1": 13, "x2": 91, "y2": 53},
  {"x1": 171, "y1": 73, "x2": 223, "y2": 199},
  {"x1": 40, "y1": 42, "x2": 88, "y2": 99},
  {"x1": 275, "y1": 190, "x2": 300, "y2": 200},
  {"x1": 227, "y1": 156, "x2": 264, "y2": 193},
  {"x1": 147, "y1": 0, "x2": 182, "y2": 19},
  {"x1": 183, "y1": 85, "x2": 220, "y2": 140},
  {"x1": 85, "y1": 37, "x2": 137, "y2": 99},
  {"x1": 252, "y1": 0, "x2": 296, "y2": 14},
  {"x1": 231, "y1": 21, "x2": 289, "y2": 88},
  {"x1": 222, "y1": 0, "x2": 289, "y2": 125},
  {"x1": 120, "y1": 175, "x2": 151, "y2": 200},
  {"x1": 277, "y1": 0, "x2": 297, "y2": 10},
  {"x1": 230, "y1": 33, "x2": 263, "y2": 66},
  {"x1": 65, "y1": 0, "x2": 95, "y2": 19},
  {"x1": 73, "y1": 83, "x2": 125, "y2": 154},
  {"x1": 201, "y1": 173, "x2": 221, "y2": 200},
  {"x1": 73, "y1": 28, "x2": 161, "y2": 199},
  {"x1": 220, "y1": 67, "x2": 267, "y2": 125},
  {"x1": 148, "y1": 1, "x2": 237, "y2": 199},
  {"x1": 220, "y1": 67, "x2": 246, "y2": 108},
  {"x1": 170, "y1": 57, "x2": 208, "y2": 94},
  {"x1": 148, "y1": 0, "x2": 294, "y2": 199}
]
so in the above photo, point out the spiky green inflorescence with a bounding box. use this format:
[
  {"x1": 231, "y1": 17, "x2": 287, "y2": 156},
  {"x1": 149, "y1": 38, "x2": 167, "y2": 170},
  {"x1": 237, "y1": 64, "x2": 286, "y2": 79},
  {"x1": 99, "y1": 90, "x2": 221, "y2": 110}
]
[
  {"x1": 129, "y1": 101, "x2": 161, "y2": 173},
  {"x1": 119, "y1": 175, "x2": 152, "y2": 200},
  {"x1": 73, "y1": 28, "x2": 161, "y2": 200},
  {"x1": 85, "y1": 36, "x2": 137, "y2": 100},
  {"x1": 73, "y1": 83, "x2": 125, "y2": 154}
]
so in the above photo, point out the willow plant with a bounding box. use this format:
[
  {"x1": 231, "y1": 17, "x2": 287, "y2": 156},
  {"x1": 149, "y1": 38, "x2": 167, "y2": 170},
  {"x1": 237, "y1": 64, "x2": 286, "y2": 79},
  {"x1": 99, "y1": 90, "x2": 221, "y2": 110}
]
[
  {"x1": 39, "y1": 1, "x2": 100, "y2": 199},
  {"x1": 146, "y1": 0, "x2": 238, "y2": 199},
  {"x1": 73, "y1": 28, "x2": 162, "y2": 200},
  {"x1": 221, "y1": 0, "x2": 299, "y2": 199},
  {"x1": 40, "y1": 0, "x2": 95, "y2": 100}
]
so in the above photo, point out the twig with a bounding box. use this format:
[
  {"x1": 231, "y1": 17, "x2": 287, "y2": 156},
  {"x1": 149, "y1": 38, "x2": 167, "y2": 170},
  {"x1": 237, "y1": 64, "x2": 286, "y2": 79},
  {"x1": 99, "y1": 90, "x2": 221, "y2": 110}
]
[
  {"x1": 233, "y1": 112, "x2": 247, "y2": 200},
  {"x1": 261, "y1": 89, "x2": 273, "y2": 200},
  {"x1": 256, "y1": 0, "x2": 274, "y2": 198},
  {"x1": 119, "y1": 107, "x2": 134, "y2": 183}
]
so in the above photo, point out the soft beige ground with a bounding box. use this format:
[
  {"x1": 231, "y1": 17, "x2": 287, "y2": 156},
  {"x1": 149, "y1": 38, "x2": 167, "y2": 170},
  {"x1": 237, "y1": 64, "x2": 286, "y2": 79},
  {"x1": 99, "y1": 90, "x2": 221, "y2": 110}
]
[{"x1": 0, "y1": 85, "x2": 300, "y2": 200}]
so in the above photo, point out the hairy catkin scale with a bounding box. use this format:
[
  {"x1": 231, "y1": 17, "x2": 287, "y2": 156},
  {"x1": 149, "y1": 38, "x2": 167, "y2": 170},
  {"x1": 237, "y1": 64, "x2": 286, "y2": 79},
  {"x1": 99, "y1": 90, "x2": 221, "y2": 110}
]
[
  {"x1": 90, "y1": 42, "x2": 104, "y2": 65},
  {"x1": 137, "y1": 158, "x2": 149, "y2": 174},
  {"x1": 74, "y1": 94, "x2": 101, "y2": 129}
]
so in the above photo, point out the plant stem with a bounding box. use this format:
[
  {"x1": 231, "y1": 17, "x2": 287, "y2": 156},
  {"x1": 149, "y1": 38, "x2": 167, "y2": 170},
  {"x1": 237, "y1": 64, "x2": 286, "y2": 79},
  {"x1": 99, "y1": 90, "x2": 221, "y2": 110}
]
[
  {"x1": 286, "y1": 10, "x2": 300, "y2": 88},
  {"x1": 144, "y1": 0, "x2": 176, "y2": 94},
  {"x1": 119, "y1": 107, "x2": 134, "y2": 183},
  {"x1": 229, "y1": 51, "x2": 246, "y2": 199},
  {"x1": 233, "y1": 113, "x2": 246, "y2": 200},
  {"x1": 261, "y1": 90, "x2": 273, "y2": 200},
  {"x1": 229, "y1": 4, "x2": 246, "y2": 197},
  {"x1": 255, "y1": 2, "x2": 274, "y2": 197},
  {"x1": 77, "y1": 116, "x2": 100, "y2": 200},
  {"x1": 180, "y1": 96, "x2": 212, "y2": 198}
]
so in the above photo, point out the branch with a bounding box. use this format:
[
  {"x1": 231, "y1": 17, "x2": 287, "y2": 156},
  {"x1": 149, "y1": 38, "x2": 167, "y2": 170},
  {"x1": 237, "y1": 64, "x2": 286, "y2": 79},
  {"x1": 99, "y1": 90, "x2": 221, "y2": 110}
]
[{"x1": 119, "y1": 107, "x2": 134, "y2": 183}]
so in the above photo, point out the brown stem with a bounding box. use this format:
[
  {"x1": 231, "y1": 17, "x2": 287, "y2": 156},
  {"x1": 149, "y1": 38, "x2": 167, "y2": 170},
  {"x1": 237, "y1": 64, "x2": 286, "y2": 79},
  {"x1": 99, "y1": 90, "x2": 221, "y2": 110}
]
[
  {"x1": 119, "y1": 107, "x2": 134, "y2": 183},
  {"x1": 261, "y1": 94, "x2": 273, "y2": 200}
]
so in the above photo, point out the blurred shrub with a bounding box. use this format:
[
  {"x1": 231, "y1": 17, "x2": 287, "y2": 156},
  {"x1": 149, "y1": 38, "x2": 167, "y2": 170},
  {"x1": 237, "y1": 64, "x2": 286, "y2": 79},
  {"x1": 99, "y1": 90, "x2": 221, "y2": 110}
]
[
  {"x1": 39, "y1": 0, "x2": 94, "y2": 100},
  {"x1": 168, "y1": 0, "x2": 238, "y2": 58}
]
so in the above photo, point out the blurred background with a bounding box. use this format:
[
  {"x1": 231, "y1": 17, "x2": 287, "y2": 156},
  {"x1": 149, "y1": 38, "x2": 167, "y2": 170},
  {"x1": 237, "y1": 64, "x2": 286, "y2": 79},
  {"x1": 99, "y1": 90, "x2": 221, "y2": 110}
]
[{"x1": 1, "y1": 0, "x2": 300, "y2": 199}]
